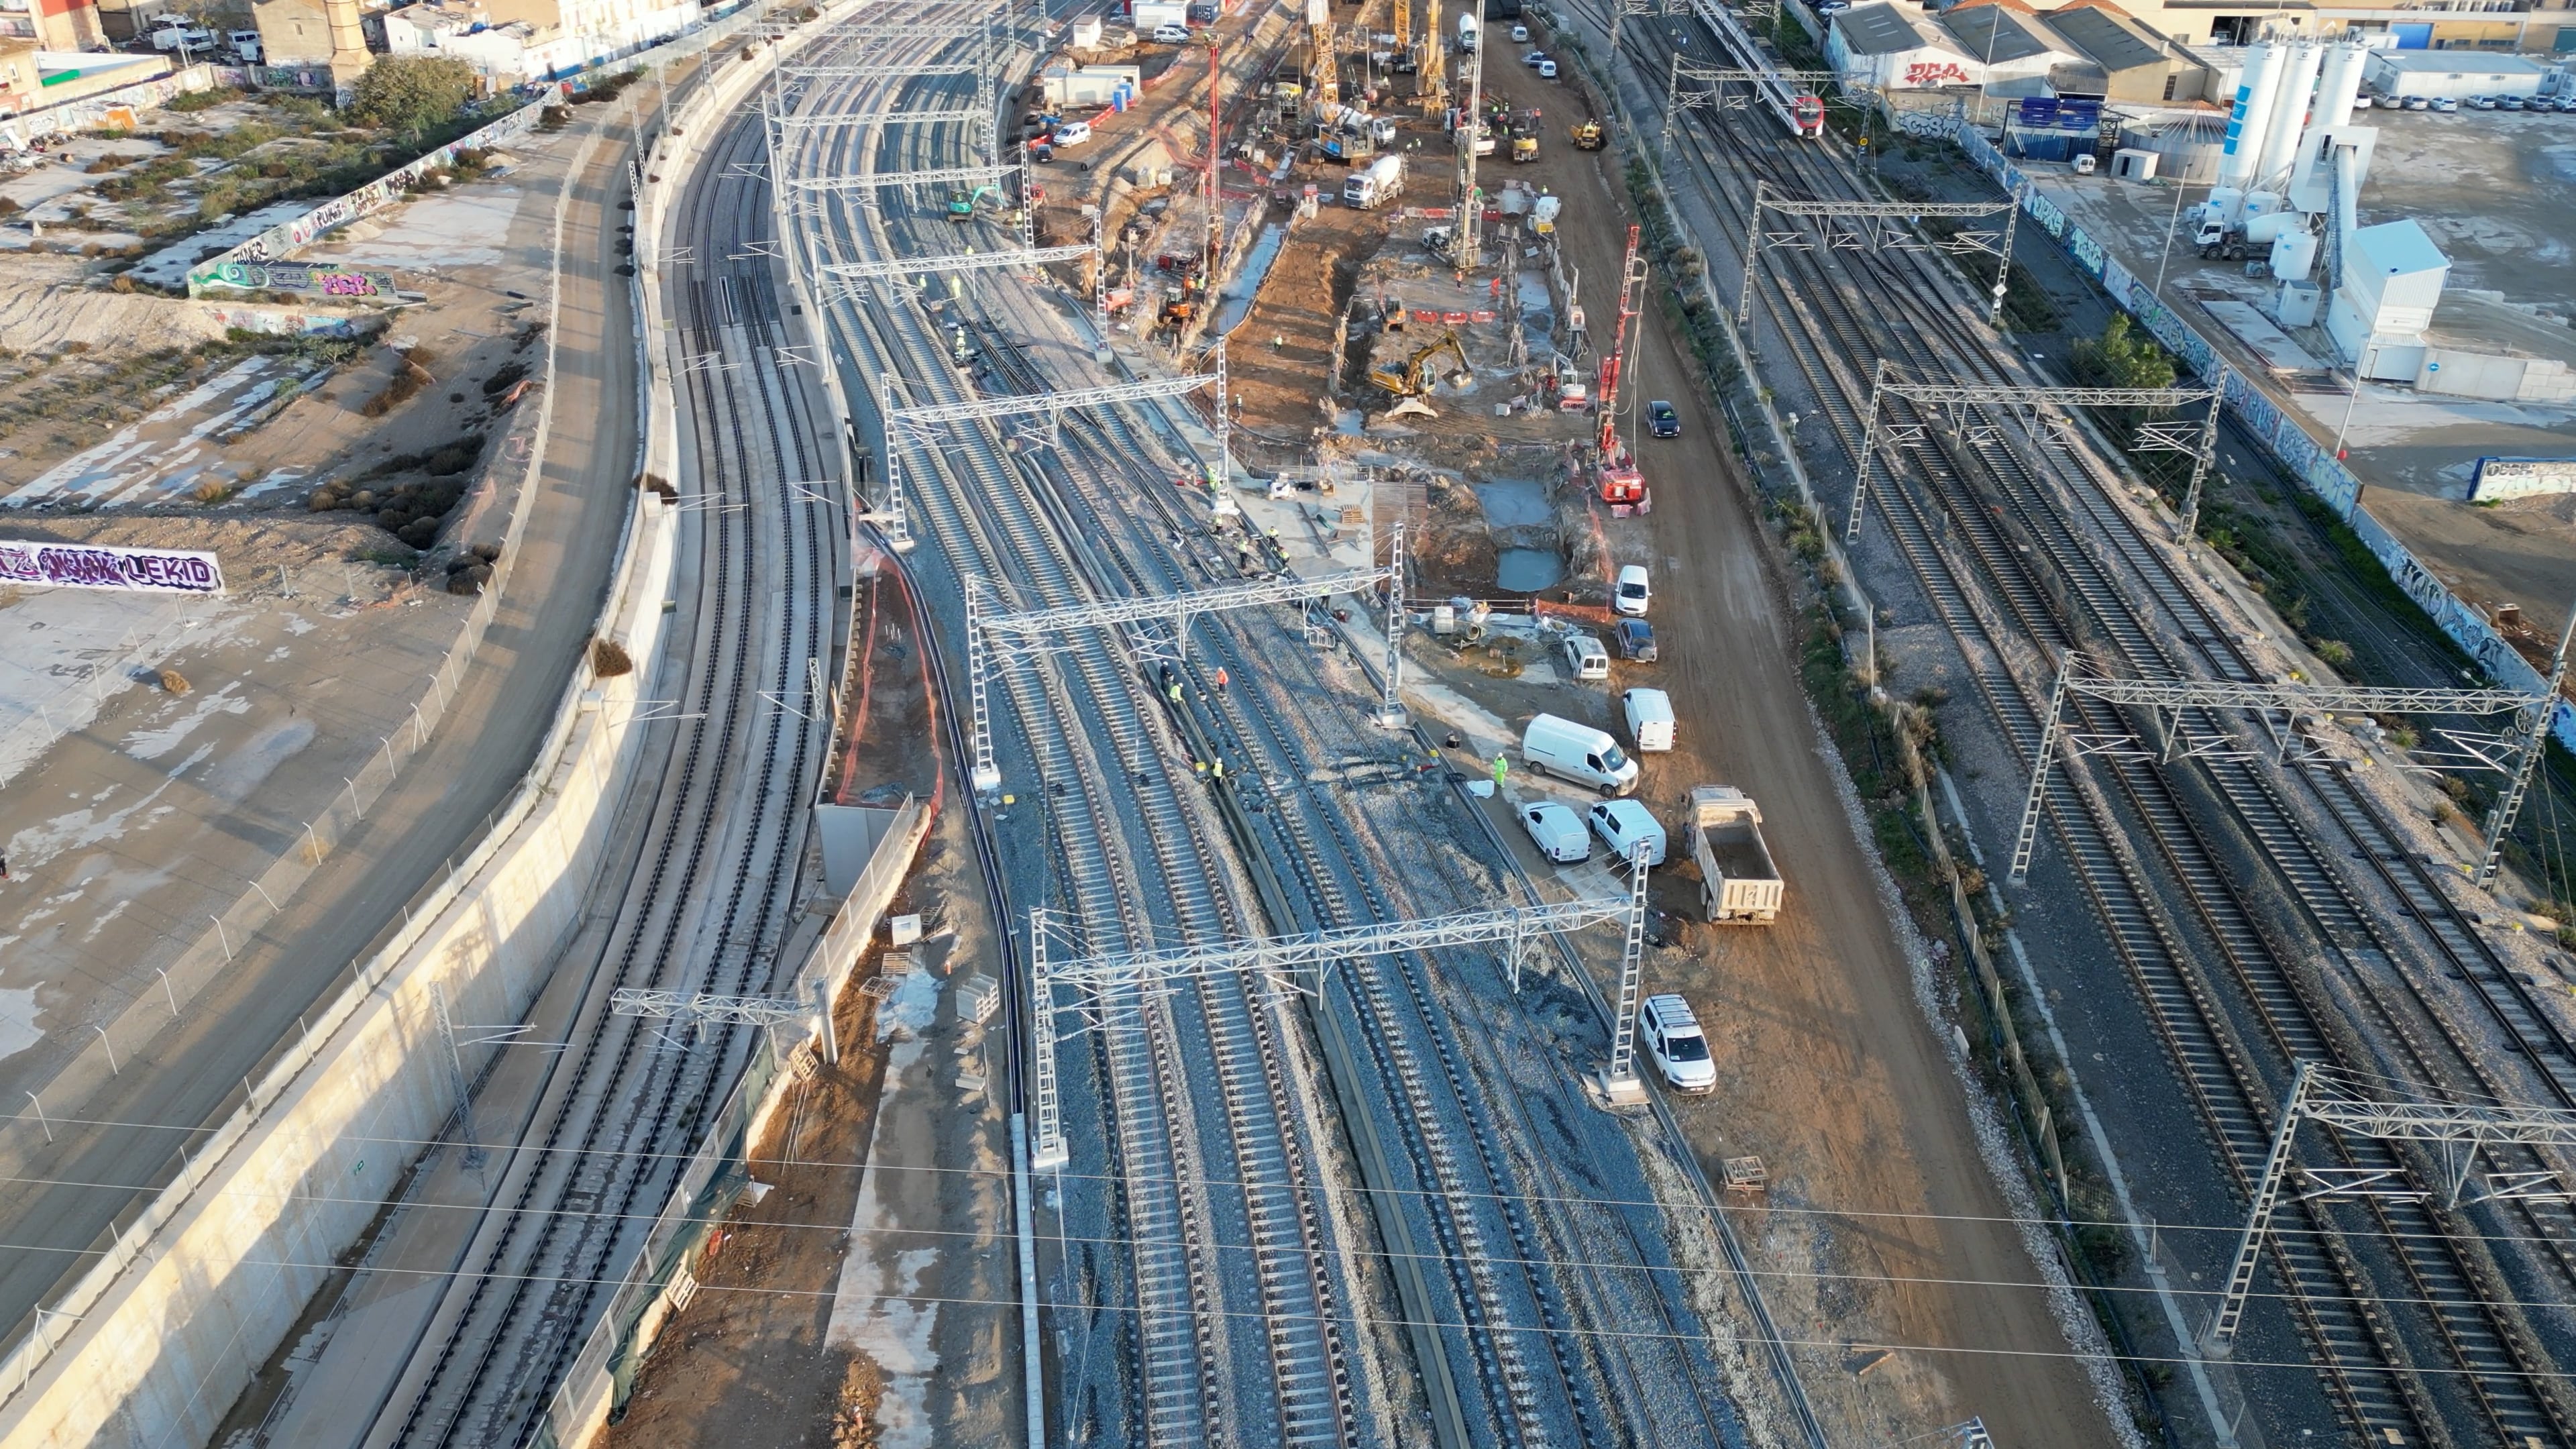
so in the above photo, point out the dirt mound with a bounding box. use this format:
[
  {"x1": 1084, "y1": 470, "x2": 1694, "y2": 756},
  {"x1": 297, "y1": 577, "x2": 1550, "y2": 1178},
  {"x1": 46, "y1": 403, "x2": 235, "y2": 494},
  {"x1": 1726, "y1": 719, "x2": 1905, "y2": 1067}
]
[{"x1": 0, "y1": 255, "x2": 227, "y2": 356}]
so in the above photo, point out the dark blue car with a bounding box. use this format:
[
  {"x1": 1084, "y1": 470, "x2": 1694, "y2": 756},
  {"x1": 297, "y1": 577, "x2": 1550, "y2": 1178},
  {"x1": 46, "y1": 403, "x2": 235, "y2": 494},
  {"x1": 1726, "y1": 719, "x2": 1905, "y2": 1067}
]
[
  {"x1": 1613, "y1": 617, "x2": 1658, "y2": 661},
  {"x1": 1647, "y1": 400, "x2": 1680, "y2": 438}
]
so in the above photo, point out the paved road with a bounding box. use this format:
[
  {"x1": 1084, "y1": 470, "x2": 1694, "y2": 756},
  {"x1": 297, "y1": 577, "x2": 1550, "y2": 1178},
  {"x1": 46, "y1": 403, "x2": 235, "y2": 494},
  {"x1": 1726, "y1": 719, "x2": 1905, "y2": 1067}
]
[
  {"x1": 0, "y1": 111, "x2": 641, "y2": 1343},
  {"x1": 1470, "y1": 42, "x2": 2123, "y2": 1448}
]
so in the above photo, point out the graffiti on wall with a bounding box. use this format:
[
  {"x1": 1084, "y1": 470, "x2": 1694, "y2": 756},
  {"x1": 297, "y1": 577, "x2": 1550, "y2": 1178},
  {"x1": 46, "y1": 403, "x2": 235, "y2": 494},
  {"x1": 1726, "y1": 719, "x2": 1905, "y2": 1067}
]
[
  {"x1": 185, "y1": 98, "x2": 550, "y2": 293},
  {"x1": 0, "y1": 540, "x2": 224, "y2": 594},
  {"x1": 205, "y1": 260, "x2": 399, "y2": 298},
  {"x1": 1902, "y1": 60, "x2": 1971, "y2": 87}
]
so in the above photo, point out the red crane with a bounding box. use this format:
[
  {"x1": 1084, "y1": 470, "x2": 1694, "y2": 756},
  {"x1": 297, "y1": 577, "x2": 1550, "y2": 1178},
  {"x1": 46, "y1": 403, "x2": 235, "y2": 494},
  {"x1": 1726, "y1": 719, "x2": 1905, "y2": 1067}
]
[{"x1": 1594, "y1": 223, "x2": 1650, "y2": 515}]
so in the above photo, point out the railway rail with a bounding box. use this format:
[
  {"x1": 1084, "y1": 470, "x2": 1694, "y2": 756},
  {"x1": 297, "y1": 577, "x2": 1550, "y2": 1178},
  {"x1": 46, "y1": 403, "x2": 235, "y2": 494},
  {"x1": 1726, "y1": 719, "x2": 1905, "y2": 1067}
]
[
  {"x1": 368, "y1": 103, "x2": 841, "y2": 1446},
  {"x1": 784, "y1": 7, "x2": 1764, "y2": 1444},
  {"x1": 1604, "y1": 5, "x2": 2576, "y2": 1443}
]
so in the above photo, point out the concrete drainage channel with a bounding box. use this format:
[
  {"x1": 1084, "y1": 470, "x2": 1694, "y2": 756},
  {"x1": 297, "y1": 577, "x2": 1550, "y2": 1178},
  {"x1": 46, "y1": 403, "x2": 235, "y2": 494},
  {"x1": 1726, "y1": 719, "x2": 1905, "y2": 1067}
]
[{"x1": 0, "y1": 6, "x2": 869, "y2": 1443}]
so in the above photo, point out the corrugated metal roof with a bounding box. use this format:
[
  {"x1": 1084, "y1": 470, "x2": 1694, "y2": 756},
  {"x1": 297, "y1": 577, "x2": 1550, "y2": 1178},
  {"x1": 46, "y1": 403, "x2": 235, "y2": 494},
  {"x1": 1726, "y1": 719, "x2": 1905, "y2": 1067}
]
[
  {"x1": 1938, "y1": 7, "x2": 2061, "y2": 65},
  {"x1": 1833, "y1": 3, "x2": 1933, "y2": 56},
  {"x1": 2046, "y1": 6, "x2": 2161, "y2": 74}
]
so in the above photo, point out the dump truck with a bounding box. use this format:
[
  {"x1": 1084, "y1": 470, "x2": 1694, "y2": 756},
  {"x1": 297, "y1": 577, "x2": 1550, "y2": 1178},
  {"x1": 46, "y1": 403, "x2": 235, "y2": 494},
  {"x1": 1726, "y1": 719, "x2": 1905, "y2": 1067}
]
[{"x1": 1685, "y1": 786, "x2": 1783, "y2": 924}]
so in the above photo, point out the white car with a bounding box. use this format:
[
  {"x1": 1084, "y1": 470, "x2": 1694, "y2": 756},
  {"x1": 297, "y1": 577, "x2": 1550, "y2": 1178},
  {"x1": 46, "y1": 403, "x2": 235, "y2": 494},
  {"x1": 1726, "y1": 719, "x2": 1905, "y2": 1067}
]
[
  {"x1": 1613, "y1": 564, "x2": 1650, "y2": 616},
  {"x1": 1520, "y1": 802, "x2": 1591, "y2": 863},
  {"x1": 1523, "y1": 49, "x2": 1549, "y2": 66},
  {"x1": 1152, "y1": 22, "x2": 1190, "y2": 42},
  {"x1": 1538, "y1": 58, "x2": 1558, "y2": 78},
  {"x1": 1510, "y1": 22, "x2": 1529, "y2": 41},
  {"x1": 1588, "y1": 798, "x2": 1667, "y2": 867},
  {"x1": 1051, "y1": 120, "x2": 1093, "y2": 146},
  {"x1": 1641, "y1": 994, "x2": 1716, "y2": 1094}
]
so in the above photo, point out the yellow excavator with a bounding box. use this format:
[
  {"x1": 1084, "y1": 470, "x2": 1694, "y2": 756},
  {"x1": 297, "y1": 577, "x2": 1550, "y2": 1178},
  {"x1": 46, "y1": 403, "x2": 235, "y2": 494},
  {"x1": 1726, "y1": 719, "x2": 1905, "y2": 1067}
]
[
  {"x1": 1368, "y1": 329, "x2": 1471, "y2": 419},
  {"x1": 1570, "y1": 117, "x2": 1605, "y2": 150}
]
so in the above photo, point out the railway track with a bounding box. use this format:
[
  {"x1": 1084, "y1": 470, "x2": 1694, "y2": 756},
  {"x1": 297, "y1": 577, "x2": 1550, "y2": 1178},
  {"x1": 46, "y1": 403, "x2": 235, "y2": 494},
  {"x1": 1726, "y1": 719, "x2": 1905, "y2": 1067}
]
[
  {"x1": 787, "y1": 19, "x2": 1377, "y2": 1442},
  {"x1": 780, "y1": 7, "x2": 1762, "y2": 1444},
  {"x1": 372, "y1": 103, "x2": 839, "y2": 1446},
  {"x1": 1610, "y1": 6, "x2": 2576, "y2": 1443}
]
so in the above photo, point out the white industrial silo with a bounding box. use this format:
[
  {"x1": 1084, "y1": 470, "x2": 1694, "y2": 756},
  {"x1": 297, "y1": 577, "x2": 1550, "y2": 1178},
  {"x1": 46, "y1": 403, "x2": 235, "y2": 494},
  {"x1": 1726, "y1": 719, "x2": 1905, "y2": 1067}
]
[
  {"x1": 2218, "y1": 42, "x2": 2284, "y2": 189},
  {"x1": 2255, "y1": 41, "x2": 2326, "y2": 185},
  {"x1": 2311, "y1": 42, "x2": 2367, "y2": 134}
]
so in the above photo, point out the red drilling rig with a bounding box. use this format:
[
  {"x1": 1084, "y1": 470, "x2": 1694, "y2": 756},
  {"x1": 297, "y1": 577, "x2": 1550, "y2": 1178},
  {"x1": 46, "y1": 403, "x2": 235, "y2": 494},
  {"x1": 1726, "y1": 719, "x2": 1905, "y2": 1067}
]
[{"x1": 1593, "y1": 222, "x2": 1649, "y2": 515}]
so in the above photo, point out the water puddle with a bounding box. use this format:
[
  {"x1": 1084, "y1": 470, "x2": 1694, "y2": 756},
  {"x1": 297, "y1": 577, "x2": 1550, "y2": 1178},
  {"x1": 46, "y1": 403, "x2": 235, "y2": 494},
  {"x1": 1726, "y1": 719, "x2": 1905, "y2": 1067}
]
[
  {"x1": 1215, "y1": 223, "x2": 1287, "y2": 336},
  {"x1": 1472, "y1": 476, "x2": 1552, "y2": 529},
  {"x1": 1495, "y1": 547, "x2": 1564, "y2": 591}
]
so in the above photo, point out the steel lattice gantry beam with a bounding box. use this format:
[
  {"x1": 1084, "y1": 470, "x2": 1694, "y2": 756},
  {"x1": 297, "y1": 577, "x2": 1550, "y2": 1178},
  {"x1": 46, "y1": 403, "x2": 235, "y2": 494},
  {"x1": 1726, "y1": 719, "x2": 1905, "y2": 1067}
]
[
  {"x1": 1843, "y1": 366, "x2": 2227, "y2": 544},
  {"x1": 779, "y1": 61, "x2": 983, "y2": 78},
  {"x1": 786, "y1": 162, "x2": 1019, "y2": 193},
  {"x1": 1658, "y1": 54, "x2": 1859, "y2": 161},
  {"x1": 2208, "y1": 1063, "x2": 2576, "y2": 1350},
  {"x1": 1734, "y1": 178, "x2": 2023, "y2": 333},
  {"x1": 961, "y1": 545, "x2": 1403, "y2": 792},
  {"x1": 2006, "y1": 655, "x2": 2548, "y2": 883},
  {"x1": 872, "y1": 366, "x2": 1216, "y2": 548},
  {"x1": 1027, "y1": 896, "x2": 1633, "y2": 1169},
  {"x1": 611, "y1": 983, "x2": 841, "y2": 1061},
  {"x1": 820, "y1": 241, "x2": 1095, "y2": 284}
]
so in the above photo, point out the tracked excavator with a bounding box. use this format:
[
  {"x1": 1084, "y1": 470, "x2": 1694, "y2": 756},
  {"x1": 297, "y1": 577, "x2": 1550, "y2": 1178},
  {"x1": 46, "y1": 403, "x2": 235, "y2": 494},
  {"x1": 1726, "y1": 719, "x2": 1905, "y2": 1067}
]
[{"x1": 1368, "y1": 329, "x2": 1471, "y2": 419}]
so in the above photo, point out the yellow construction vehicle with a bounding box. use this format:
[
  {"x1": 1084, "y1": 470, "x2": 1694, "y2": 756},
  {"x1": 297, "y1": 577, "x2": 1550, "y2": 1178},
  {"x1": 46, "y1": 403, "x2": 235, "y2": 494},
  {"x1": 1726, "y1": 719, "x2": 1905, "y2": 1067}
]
[
  {"x1": 1367, "y1": 329, "x2": 1472, "y2": 419},
  {"x1": 1570, "y1": 117, "x2": 1605, "y2": 150},
  {"x1": 1510, "y1": 113, "x2": 1540, "y2": 162}
]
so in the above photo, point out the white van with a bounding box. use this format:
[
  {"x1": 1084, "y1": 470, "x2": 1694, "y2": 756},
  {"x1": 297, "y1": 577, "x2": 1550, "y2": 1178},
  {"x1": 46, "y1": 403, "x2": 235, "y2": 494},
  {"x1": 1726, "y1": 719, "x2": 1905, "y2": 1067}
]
[
  {"x1": 1613, "y1": 564, "x2": 1650, "y2": 616},
  {"x1": 1640, "y1": 994, "x2": 1715, "y2": 1094},
  {"x1": 1521, "y1": 713, "x2": 1638, "y2": 796},
  {"x1": 1621, "y1": 687, "x2": 1673, "y2": 752},
  {"x1": 1560, "y1": 631, "x2": 1609, "y2": 682}
]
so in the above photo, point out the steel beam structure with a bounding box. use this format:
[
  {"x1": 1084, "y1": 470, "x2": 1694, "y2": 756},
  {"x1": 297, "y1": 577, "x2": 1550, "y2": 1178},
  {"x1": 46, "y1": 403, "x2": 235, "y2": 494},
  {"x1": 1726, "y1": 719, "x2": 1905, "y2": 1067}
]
[
  {"x1": 2208, "y1": 1063, "x2": 2576, "y2": 1349},
  {"x1": 786, "y1": 162, "x2": 1019, "y2": 193},
  {"x1": 1845, "y1": 372, "x2": 2224, "y2": 543},
  {"x1": 610, "y1": 983, "x2": 839, "y2": 1062},
  {"x1": 1733, "y1": 178, "x2": 2021, "y2": 329},
  {"x1": 879, "y1": 368, "x2": 1220, "y2": 579},
  {"x1": 1658, "y1": 54, "x2": 1849, "y2": 163},
  {"x1": 819, "y1": 241, "x2": 1095, "y2": 284},
  {"x1": 1601, "y1": 842, "x2": 1653, "y2": 1093},
  {"x1": 780, "y1": 61, "x2": 982, "y2": 78},
  {"x1": 1028, "y1": 896, "x2": 1635, "y2": 1168},
  {"x1": 963, "y1": 560, "x2": 1399, "y2": 791},
  {"x1": 2007, "y1": 657, "x2": 2545, "y2": 882},
  {"x1": 2477, "y1": 608, "x2": 2575, "y2": 889}
]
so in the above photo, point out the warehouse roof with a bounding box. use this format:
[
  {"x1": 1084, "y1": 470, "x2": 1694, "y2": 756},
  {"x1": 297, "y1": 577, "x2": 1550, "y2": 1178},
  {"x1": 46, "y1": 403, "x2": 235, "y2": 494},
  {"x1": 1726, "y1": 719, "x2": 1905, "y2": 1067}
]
[
  {"x1": 1937, "y1": 5, "x2": 2067, "y2": 65},
  {"x1": 2045, "y1": 5, "x2": 2166, "y2": 73},
  {"x1": 1832, "y1": 3, "x2": 1937, "y2": 56}
]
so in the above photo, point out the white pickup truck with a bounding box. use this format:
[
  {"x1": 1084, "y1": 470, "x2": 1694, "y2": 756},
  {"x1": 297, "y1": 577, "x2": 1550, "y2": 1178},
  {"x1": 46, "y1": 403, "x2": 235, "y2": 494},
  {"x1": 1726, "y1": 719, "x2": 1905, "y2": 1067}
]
[{"x1": 1686, "y1": 785, "x2": 1784, "y2": 924}]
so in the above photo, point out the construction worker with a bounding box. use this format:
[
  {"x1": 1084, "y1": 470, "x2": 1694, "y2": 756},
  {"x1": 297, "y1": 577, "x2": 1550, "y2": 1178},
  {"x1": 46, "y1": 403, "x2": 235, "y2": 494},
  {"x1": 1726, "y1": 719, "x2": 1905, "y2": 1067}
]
[
  {"x1": 1169, "y1": 680, "x2": 1184, "y2": 706},
  {"x1": 1214, "y1": 665, "x2": 1230, "y2": 692},
  {"x1": 1492, "y1": 755, "x2": 1508, "y2": 790},
  {"x1": 1212, "y1": 756, "x2": 1226, "y2": 782}
]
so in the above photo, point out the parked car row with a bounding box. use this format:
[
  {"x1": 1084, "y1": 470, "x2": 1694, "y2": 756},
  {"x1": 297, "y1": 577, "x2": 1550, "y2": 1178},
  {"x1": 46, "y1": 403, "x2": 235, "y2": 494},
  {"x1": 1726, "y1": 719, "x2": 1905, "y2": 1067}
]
[{"x1": 2362, "y1": 91, "x2": 2576, "y2": 114}]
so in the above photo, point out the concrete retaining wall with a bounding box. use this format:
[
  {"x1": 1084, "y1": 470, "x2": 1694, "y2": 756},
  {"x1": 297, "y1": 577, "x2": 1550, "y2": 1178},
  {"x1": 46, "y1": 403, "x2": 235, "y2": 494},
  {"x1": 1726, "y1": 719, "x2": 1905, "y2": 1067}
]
[
  {"x1": 0, "y1": 488, "x2": 678, "y2": 1447},
  {"x1": 0, "y1": 114, "x2": 619, "y2": 1375},
  {"x1": 0, "y1": 109, "x2": 675, "y2": 1449},
  {"x1": 0, "y1": 3, "x2": 884, "y2": 1442}
]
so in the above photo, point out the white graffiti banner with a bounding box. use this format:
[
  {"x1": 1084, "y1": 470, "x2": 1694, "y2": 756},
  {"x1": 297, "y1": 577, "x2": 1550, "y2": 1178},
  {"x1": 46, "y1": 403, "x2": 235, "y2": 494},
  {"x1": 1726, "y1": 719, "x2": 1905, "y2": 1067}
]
[{"x1": 0, "y1": 539, "x2": 225, "y2": 595}]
